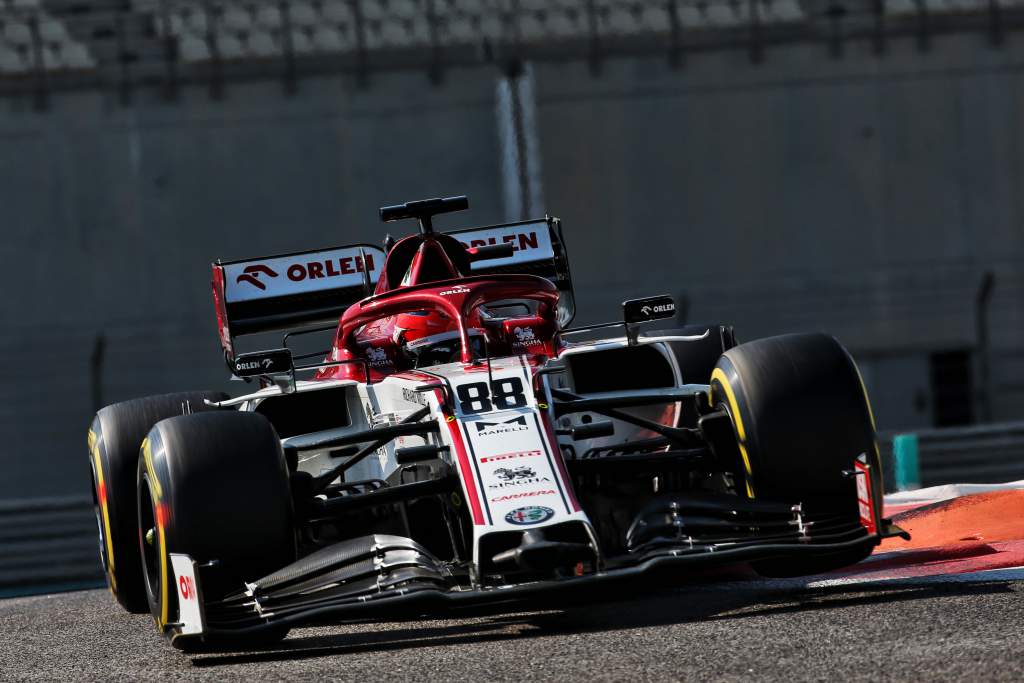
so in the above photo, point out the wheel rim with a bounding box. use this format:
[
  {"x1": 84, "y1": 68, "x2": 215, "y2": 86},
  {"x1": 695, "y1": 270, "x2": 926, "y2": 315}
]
[
  {"x1": 138, "y1": 472, "x2": 161, "y2": 607},
  {"x1": 89, "y1": 462, "x2": 110, "y2": 574}
]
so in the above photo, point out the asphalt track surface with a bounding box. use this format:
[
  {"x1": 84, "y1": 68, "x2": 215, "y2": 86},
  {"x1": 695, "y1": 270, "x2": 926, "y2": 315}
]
[{"x1": 2, "y1": 571, "x2": 1022, "y2": 682}]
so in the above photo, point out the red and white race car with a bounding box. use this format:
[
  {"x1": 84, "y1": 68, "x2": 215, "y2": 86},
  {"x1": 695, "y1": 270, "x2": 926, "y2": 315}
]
[{"x1": 87, "y1": 196, "x2": 906, "y2": 649}]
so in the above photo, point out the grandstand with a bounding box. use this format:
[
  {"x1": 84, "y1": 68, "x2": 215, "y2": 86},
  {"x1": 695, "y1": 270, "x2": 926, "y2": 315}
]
[{"x1": 1, "y1": 0, "x2": 1021, "y2": 99}]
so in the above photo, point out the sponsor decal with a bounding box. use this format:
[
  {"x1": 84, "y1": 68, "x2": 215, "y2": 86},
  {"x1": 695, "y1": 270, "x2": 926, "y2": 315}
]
[
  {"x1": 439, "y1": 285, "x2": 471, "y2": 297},
  {"x1": 402, "y1": 387, "x2": 427, "y2": 406},
  {"x1": 491, "y1": 489, "x2": 557, "y2": 503},
  {"x1": 222, "y1": 246, "x2": 384, "y2": 303},
  {"x1": 365, "y1": 346, "x2": 390, "y2": 367},
  {"x1": 623, "y1": 295, "x2": 676, "y2": 324},
  {"x1": 495, "y1": 466, "x2": 536, "y2": 480},
  {"x1": 179, "y1": 575, "x2": 196, "y2": 601},
  {"x1": 475, "y1": 415, "x2": 529, "y2": 436},
  {"x1": 641, "y1": 303, "x2": 674, "y2": 316},
  {"x1": 458, "y1": 231, "x2": 542, "y2": 254},
  {"x1": 488, "y1": 465, "x2": 551, "y2": 490},
  {"x1": 232, "y1": 348, "x2": 292, "y2": 377},
  {"x1": 284, "y1": 254, "x2": 374, "y2": 282},
  {"x1": 504, "y1": 505, "x2": 555, "y2": 525},
  {"x1": 855, "y1": 458, "x2": 876, "y2": 534},
  {"x1": 512, "y1": 326, "x2": 542, "y2": 348},
  {"x1": 235, "y1": 256, "x2": 374, "y2": 290},
  {"x1": 236, "y1": 264, "x2": 278, "y2": 290},
  {"x1": 479, "y1": 450, "x2": 542, "y2": 463},
  {"x1": 235, "y1": 357, "x2": 274, "y2": 372}
]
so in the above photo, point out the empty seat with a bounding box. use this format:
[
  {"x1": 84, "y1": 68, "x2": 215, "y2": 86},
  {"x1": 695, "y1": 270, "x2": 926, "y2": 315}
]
[
  {"x1": 254, "y1": 4, "x2": 283, "y2": 29},
  {"x1": 215, "y1": 31, "x2": 245, "y2": 58},
  {"x1": 599, "y1": 5, "x2": 639, "y2": 34},
  {"x1": 380, "y1": 18, "x2": 415, "y2": 44},
  {"x1": 732, "y1": 0, "x2": 756, "y2": 22},
  {"x1": 361, "y1": 0, "x2": 387, "y2": 20},
  {"x1": 545, "y1": 8, "x2": 586, "y2": 37},
  {"x1": 0, "y1": 46, "x2": 27, "y2": 73},
  {"x1": 885, "y1": 0, "x2": 917, "y2": 12},
  {"x1": 179, "y1": 34, "x2": 211, "y2": 60},
  {"x1": 366, "y1": 17, "x2": 424, "y2": 46},
  {"x1": 248, "y1": 29, "x2": 279, "y2": 56},
  {"x1": 222, "y1": 6, "x2": 253, "y2": 31},
  {"x1": 10, "y1": 0, "x2": 41, "y2": 10},
  {"x1": 518, "y1": 11, "x2": 546, "y2": 41},
  {"x1": 388, "y1": 0, "x2": 421, "y2": 18},
  {"x1": 479, "y1": 12, "x2": 503, "y2": 38},
  {"x1": 638, "y1": 3, "x2": 671, "y2": 31},
  {"x1": 155, "y1": 12, "x2": 186, "y2": 36},
  {"x1": 759, "y1": 0, "x2": 804, "y2": 21},
  {"x1": 38, "y1": 17, "x2": 68, "y2": 43},
  {"x1": 290, "y1": 27, "x2": 314, "y2": 53},
  {"x1": 3, "y1": 21, "x2": 32, "y2": 46},
  {"x1": 675, "y1": 3, "x2": 705, "y2": 26},
  {"x1": 321, "y1": 0, "x2": 352, "y2": 23},
  {"x1": 289, "y1": 1, "x2": 319, "y2": 27},
  {"x1": 944, "y1": 0, "x2": 982, "y2": 10},
  {"x1": 704, "y1": 1, "x2": 740, "y2": 25},
  {"x1": 311, "y1": 24, "x2": 350, "y2": 51},
  {"x1": 185, "y1": 8, "x2": 209, "y2": 34},
  {"x1": 442, "y1": 13, "x2": 478, "y2": 42},
  {"x1": 62, "y1": 41, "x2": 95, "y2": 68}
]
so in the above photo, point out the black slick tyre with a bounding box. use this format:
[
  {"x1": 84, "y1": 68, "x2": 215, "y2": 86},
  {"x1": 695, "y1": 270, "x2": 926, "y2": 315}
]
[
  {"x1": 87, "y1": 391, "x2": 227, "y2": 613},
  {"x1": 708, "y1": 333, "x2": 883, "y2": 576},
  {"x1": 137, "y1": 411, "x2": 295, "y2": 642}
]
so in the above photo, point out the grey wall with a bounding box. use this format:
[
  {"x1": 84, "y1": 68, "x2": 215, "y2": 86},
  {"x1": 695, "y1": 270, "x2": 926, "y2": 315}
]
[
  {"x1": 1, "y1": 33, "x2": 1022, "y2": 498},
  {"x1": 534, "y1": 35, "x2": 1024, "y2": 428},
  {"x1": 0, "y1": 66, "x2": 505, "y2": 498}
]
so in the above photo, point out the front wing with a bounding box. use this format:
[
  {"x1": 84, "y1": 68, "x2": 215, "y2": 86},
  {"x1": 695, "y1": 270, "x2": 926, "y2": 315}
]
[{"x1": 167, "y1": 518, "x2": 906, "y2": 649}]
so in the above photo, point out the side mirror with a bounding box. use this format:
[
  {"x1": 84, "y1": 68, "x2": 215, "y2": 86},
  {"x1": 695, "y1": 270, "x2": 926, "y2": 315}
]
[
  {"x1": 232, "y1": 348, "x2": 294, "y2": 378},
  {"x1": 622, "y1": 295, "x2": 676, "y2": 325},
  {"x1": 622, "y1": 295, "x2": 676, "y2": 345}
]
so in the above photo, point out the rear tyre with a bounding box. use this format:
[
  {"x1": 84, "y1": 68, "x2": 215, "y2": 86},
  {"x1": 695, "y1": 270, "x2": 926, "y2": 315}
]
[
  {"x1": 138, "y1": 411, "x2": 295, "y2": 641},
  {"x1": 87, "y1": 391, "x2": 227, "y2": 613},
  {"x1": 708, "y1": 333, "x2": 882, "y2": 576}
]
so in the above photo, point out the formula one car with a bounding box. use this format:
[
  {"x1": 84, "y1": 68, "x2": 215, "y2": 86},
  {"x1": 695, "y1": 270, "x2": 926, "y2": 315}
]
[{"x1": 87, "y1": 196, "x2": 907, "y2": 649}]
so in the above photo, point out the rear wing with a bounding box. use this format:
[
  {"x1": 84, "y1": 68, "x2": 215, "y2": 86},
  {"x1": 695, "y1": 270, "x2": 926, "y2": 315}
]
[
  {"x1": 211, "y1": 244, "x2": 385, "y2": 359},
  {"x1": 446, "y1": 217, "x2": 575, "y2": 327}
]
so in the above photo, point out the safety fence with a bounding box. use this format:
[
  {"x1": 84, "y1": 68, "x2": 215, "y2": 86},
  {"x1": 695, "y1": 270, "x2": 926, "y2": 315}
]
[
  {"x1": 0, "y1": 496, "x2": 103, "y2": 597},
  {"x1": 881, "y1": 421, "x2": 1024, "y2": 492}
]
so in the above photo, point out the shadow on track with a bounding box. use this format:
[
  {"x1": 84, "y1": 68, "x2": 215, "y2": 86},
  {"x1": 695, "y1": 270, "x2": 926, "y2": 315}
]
[{"x1": 189, "y1": 579, "x2": 1018, "y2": 668}]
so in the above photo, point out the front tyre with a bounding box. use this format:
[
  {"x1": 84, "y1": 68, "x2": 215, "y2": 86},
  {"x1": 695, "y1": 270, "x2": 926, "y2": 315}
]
[
  {"x1": 137, "y1": 411, "x2": 295, "y2": 642},
  {"x1": 708, "y1": 333, "x2": 883, "y2": 576},
  {"x1": 87, "y1": 391, "x2": 226, "y2": 613}
]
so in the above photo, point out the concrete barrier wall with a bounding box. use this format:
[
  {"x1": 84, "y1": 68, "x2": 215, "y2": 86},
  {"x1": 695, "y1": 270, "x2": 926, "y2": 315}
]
[
  {"x1": 0, "y1": 67, "x2": 505, "y2": 499},
  {"x1": 532, "y1": 36, "x2": 1024, "y2": 428}
]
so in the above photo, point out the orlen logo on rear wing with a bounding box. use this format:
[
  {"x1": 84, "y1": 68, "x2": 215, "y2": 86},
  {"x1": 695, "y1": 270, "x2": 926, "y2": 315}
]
[
  {"x1": 447, "y1": 218, "x2": 575, "y2": 327},
  {"x1": 452, "y1": 222, "x2": 555, "y2": 271},
  {"x1": 211, "y1": 244, "x2": 385, "y2": 358},
  {"x1": 222, "y1": 246, "x2": 383, "y2": 304}
]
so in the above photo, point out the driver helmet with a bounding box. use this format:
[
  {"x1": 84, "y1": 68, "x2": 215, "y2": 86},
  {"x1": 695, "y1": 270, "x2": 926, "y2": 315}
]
[
  {"x1": 404, "y1": 328, "x2": 487, "y2": 367},
  {"x1": 393, "y1": 310, "x2": 454, "y2": 346}
]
